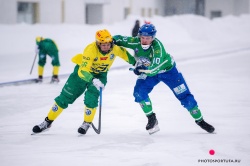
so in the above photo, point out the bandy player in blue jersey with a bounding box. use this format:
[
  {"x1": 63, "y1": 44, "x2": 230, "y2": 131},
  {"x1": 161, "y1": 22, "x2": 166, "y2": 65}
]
[{"x1": 113, "y1": 24, "x2": 215, "y2": 135}]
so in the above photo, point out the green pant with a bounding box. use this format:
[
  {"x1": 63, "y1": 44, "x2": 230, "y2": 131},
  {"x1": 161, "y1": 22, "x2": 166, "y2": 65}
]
[
  {"x1": 55, "y1": 65, "x2": 107, "y2": 109},
  {"x1": 38, "y1": 51, "x2": 60, "y2": 67}
]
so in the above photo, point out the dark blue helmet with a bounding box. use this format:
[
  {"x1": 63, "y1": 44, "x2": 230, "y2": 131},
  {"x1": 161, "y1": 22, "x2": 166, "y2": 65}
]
[{"x1": 138, "y1": 24, "x2": 157, "y2": 38}]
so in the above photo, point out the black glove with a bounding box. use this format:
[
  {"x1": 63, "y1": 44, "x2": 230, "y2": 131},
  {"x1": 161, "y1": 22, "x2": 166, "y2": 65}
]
[{"x1": 134, "y1": 65, "x2": 147, "y2": 75}]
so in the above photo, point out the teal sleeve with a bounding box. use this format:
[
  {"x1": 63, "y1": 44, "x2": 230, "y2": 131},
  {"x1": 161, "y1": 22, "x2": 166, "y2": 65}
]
[{"x1": 113, "y1": 35, "x2": 136, "y2": 49}]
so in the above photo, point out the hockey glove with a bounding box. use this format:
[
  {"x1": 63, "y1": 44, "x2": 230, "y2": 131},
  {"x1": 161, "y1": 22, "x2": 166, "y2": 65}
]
[
  {"x1": 92, "y1": 78, "x2": 105, "y2": 90},
  {"x1": 134, "y1": 65, "x2": 147, "y2": 75}
]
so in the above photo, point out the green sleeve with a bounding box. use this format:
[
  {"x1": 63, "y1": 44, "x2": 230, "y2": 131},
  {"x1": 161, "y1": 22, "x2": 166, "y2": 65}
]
[{"x1": 113, "y1": 35, "x2": 138, "y2": 49}]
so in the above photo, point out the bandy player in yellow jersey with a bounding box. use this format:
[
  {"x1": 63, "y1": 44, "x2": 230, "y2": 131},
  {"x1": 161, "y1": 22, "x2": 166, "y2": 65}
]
[{"x1": 32, "y1": 29, "x2": 136, "y2": 135}]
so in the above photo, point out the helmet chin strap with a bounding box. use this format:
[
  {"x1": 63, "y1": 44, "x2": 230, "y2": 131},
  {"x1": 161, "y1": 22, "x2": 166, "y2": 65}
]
[{"x1": 141, "y1": 44, "x2": 151, "y2": 50}]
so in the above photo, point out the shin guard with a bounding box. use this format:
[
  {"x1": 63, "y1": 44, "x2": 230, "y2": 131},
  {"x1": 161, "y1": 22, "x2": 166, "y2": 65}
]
[
  {"x1": 189, "y1": 106, "x2": 203, "y2": 121},
  {"x1": 38, "y1": 65, "x2": 44, "y2": 76},
  {"x1": 139, "y1": 98, "x2": 153, "y2": 116},
  {"x1": 53, "y1": 66, "x2": 60, "y2": 76},
  {"x1": 84, "y1": 107, "x2": 97, "y2": 123},
  {"x1": 47, "y1": 103, "x2": 64, "y2": 120}
]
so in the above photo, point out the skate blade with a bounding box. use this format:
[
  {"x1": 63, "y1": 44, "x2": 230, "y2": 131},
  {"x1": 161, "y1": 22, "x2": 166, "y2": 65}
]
[
  {"x1": 31, "y1": 128, "x2": 50, "y2": 135},
  {"x1": 78, "y1": 134, "x2": 87, "y2": 137},
  {"x1": 50, "y1": 81, "x2": 59, "y2": 84},
  {"x1": 148, "y1": 125, "x2": 160, "y2": 135}
]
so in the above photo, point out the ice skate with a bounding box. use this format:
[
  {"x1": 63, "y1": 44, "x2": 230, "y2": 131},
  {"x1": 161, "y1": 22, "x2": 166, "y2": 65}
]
[
  {"x1": 35, "y1": 76, "x2": 43, "y2": 83},
  {"x1": 78, "y1": 121, "x2": 91, "y2": 135},
  {"x1": 50, "y1": 75, "x2": 60, "y2": 83},
  {"x1": 146, "y1": 113, "x2": 160, "y2": 135},
  {"x1": 195, "y1": 119, "x2": 215, "y2": 133},
  {"x1": 32, "y1": 117, "x2": 53, "y2": 134}
]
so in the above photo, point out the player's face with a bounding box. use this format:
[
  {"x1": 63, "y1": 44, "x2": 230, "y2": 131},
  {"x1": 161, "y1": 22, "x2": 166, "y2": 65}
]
[
  {"x1": 140, "y1": 36, "x2": 153, "y2": 45},
  {"x1": 100, "y1": 43, "x2": 111, "y2": 52}
]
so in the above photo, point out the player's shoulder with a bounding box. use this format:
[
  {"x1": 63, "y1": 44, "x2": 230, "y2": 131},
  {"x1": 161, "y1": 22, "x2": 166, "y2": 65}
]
[
  {"x1": 113, "y1": 45, "x2": 126, "y2": 52},
  {"x1": 152, "y1": 38, "x2": 164, "y2": 47},
  {"x1": 153, "y1": 38, "x2": 162, "y2": 44},
  {"x1": 84, "y1": 42, "x2": 98, "y2": 51},
  {"x1": 43, "y1": 38, "x2": 52, "y2": 42}
]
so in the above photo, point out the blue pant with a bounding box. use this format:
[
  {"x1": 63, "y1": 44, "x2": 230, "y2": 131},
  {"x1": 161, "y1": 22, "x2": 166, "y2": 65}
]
[{"x1": 133, "y1": 65, "x2": 197, "y2": 111}]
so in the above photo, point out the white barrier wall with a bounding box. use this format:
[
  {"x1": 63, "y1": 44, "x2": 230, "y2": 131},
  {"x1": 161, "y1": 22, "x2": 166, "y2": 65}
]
[
  {"x1": 0, "y1": 0, "x2": 249, "y2": 24},
  {"x1": 39, "y1": 0, "x2": 61, "y2": 24},
  {"x1": 205, "y1": 0, "x2": 250, "y2": 18},
  {"x1": 0, "y1": 0, "x2": 17, "y2": 24},
  {"x1": 64, "y1": 0, "x2": 85, "y2": 24}
]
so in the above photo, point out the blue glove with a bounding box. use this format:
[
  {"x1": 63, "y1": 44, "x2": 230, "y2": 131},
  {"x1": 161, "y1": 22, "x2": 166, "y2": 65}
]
[{"x1": 134, "y1": 65, "x2": 147, "y2": 75}]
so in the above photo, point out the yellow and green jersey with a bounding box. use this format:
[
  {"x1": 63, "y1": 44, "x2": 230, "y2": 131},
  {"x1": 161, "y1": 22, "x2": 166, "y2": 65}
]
[{"x1": 72, "y1": 42, "x2": 136, "y2": 82}]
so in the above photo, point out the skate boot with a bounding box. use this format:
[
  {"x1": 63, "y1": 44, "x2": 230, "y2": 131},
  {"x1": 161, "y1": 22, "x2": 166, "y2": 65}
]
[
  {"x1": 35, "y1": 76, "x2": 43, "y2": 83},
  {"x1": 78, "y1": 121, "x2": 91, "y2": 135},
  {"x1": 51, "y1": 75, "x2": 60, "y2": 83},
  {"x1": 32, "y1": 117, "x2": 53, "y2": 133},
  {"x1": 195, "y1": 119, "x2": 215, "y2": 133},
  {"x1": 146, "y1": 113, "x2": 160, "y2": 135}
]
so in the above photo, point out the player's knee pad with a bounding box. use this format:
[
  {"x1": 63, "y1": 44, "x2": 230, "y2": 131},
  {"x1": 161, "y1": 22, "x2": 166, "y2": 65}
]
[
  {"x1": 133, "y1": 91, "x2": 149, "y2": 103},
  {"x1": 38, "y1": 55, "x2": 46, "y2": 66},
  {"x1": 179, "y1": 94, "x2": 197, "y2": 110},
  {"x1": 54, "y1": 93, "x2": 76, "y2": 109},
  {"x1": 52, "y1": 60, "x2": 60, "y2": 66},
  {"x1": 133, "y1": 84, "x2": 150, "y2": 102}
]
